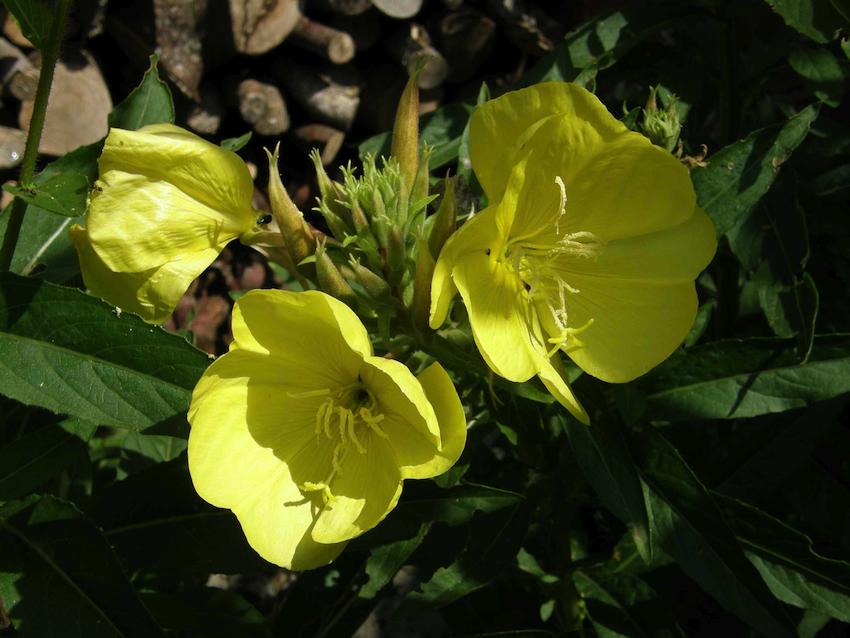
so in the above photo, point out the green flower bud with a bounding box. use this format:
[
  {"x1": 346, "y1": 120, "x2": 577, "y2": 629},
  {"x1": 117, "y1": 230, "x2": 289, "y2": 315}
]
[
  {"x1": 390, "y1": 67, "x2": 422, "y2": 197},
  {"x1": 315, "y1": 238, "x2": 356, "y2": 306},
  {"x1": 428, "y1": 176, "x2": 456, "y2": 259},
  {"x1": 411, "y1": 236, "x2": 435, "y2": 331},
  {"x1": 265, "y1": 144, "x2": 316, "y2": 263},
  {"x1": 348, "y1": 256, "x2": 391, "y2": 303},
  {"x1": 640, "y1": 85, "x2": 681, "y2": 153}
]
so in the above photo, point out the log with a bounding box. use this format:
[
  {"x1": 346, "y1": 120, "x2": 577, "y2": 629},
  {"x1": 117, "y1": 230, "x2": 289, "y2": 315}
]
[
  {"x1": 483, "y1": 0, "x2": 563, "y2": 57},
  {"x1": 289, "y1": 15, "x2": 355, "y2": 64},
  {"x1": 292, "y1": 123, "x2": 345, "y2": 166},
  {"x1": 330, "y1": 10, "x2": 380, "y2": 51},
  {"x1": 3, "y1": 13, "x2": 31, "y2": 48},
  {"x1": 187, "y1": 85, "x2": 225, "y2": 135},
  {"x1": 18, "y1": 51, "x2": 111, "y2": 156},
  {"x1": 237, "y1": 78, "x2": 291, "y2": 136},
  {"x1": 230, "y1": 0, "x2": 301, "y2": 55},
  {"x1": 273, "y1": 59, "x2": 360, "y2": 130},
  {"x1": 0, "y1": 37, "x2": 37, "y2": 101},
  {"x1": 386, "y1": 23, "x2": 450, "y2": 90},
  {"x1": 153, "y1": 0, "x2": 207, "y2": 100},
  {"x1": 439, "y1": 9, "x2": 496, "y2": 83},
  {"x1": 0, "y1": 126, "x2": 25, "y2": 169},
  {"x1": 371, "y1": 0, "x2": 422, "y2": 19}
]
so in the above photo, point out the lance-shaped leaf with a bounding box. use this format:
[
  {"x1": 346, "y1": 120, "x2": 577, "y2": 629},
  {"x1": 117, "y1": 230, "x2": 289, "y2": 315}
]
[
  {"x1": 0, "y1": 495, "x2": 166, "y2": 637},
  {"x1": 639, "y1": 335, "x2": 850, "y2": 421},
  {"x1": 630, "y1": 427, "x2": 797, "y2": 638},
  {"x1": 0, "y1": 273, "x2": 209, "y2": 432},
  {"x1": 692, "y1": 104, "x2": 819, "y2": 236},
  {"x1": 718, "y1": 494, "x2": 850, "y2": 622}
]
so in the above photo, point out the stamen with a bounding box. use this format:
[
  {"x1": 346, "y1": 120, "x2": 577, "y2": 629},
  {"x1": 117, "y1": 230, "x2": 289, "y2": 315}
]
[
  {"x1": 554, "y1": 176, "x2": 567, "y2": 235},
  {"x1": 546, "y1": 318, "x2": 595, "y2": 357}
]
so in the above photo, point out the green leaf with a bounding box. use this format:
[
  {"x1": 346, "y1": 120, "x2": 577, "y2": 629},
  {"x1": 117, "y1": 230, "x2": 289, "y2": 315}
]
[
  {"x1": 573, "y1": 568, "x2": 654, "y2": 638},
  {"x1": 630, "y1": 428, "x2": 797, "y2": 638},
  {"x1": 90, "y1": 459, "x2": 268, "y2": 573},
  {"x1": 398, "y1": 483, "x2": 524, "y2": 527},
  {"x1": 221, "y1": 131, "x2": 253, "y2": 152},
  {"x1": 0, "y1": 273, "x2": 209, "y2": 431},
  {"x1": 717, "y1": 397, "x2": 847, "y2": 501},
  {"x1": 359, "y1": 523, "x2": 430, "y2": 599},
  {"x1": 764, "y1": 0, "x2": 850, "y2": 43},
  {"x1": 108, "y1": 54, "x2": 175, "y2": 130},
  {"x1": 718, "y1": 494, "x2": 850, "y2": 622},
  {"x1": 142, "y1": 589, "x2": 271, "y2": 638},
  {"x1": 788, "y1": 46, "x2": 847, "y2": 104},
  {"x1": 3, "y1": 0, "x2": 51, "y2": 49},
  {"x1": 639, "y1": 335, "x2": 850, "y2": 421},
  {"x1": 757, "y1": 271, "x2": 819, "y2": 361},
  {"x1": 0, "y1": 495, "x2": 165, "y2": 636},
  {"x1": 524, "y1": 7, "x2": 694, "y2": 86},
  {"x1": 405, "y1": 504, "x2": 528, "y2": 608},
  {"x1": 4, "y1": 172, "x2": 90, "y2": 218},
  {"x1": 560, "y1": 415, "x2": 652, "y2": 563},
  {"x1": 0, "y1": 418, "x2": 95, "y2": 501},
  {"x1": 692, "y1": 104, "x2": 819, "y2": 236},
  {"x1": 0, "y1": 142, "x2": 102, "y2": 282}
]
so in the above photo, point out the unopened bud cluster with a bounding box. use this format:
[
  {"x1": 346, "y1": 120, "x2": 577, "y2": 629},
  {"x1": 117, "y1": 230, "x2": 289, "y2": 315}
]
[
  {"x1": 640, "y1": 85, "x2": 682, "y2": 153},
  {"x1": 265, "y1": 71, "x2": 456, "y2": 332}
]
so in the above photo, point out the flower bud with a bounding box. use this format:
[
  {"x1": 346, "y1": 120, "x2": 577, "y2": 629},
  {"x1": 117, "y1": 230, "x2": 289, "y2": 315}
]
[
  {"x1": 265, "y1": 144, "x2": 316, "y2": 263},
  {"x1": 411, "y1": 236, "x2": 436, "y2": 331},
  {"x1": 390, "y1": 67, "x2": 422, "y2": 196},
  {"x1": 640, "y1": 85, "x2": 681, "y2": 153},
  {"x1": 315, "y1": 239, "x2": 356, "y2": 306},
  {"x1": 428, "y1": 176, "x2": 456, "y2": 259},
  {"x1": 348, "y1": 256, "x2": 391, "y2": 303},
  {"x1": 310, "y1": 148, "x2": 352, "y2": 240},
  {"x1": 386, "y1": 225, "x2": 406, "y2": 288}
]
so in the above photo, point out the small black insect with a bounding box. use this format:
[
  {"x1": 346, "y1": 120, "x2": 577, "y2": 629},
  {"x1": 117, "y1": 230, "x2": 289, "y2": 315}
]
[{"x1": 257, "y1": 213, "x2": 272, "y2": 225}]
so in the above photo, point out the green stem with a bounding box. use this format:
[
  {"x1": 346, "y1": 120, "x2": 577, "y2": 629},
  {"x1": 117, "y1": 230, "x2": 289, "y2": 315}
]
[{"x1": 0, "y1": 0, "x2": 74, "y2": 271}]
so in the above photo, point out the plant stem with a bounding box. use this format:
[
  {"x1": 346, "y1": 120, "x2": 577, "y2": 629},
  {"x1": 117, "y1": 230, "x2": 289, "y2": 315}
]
[{"x1": 0, "y1": 0, "x2": 74, "y2": 271}]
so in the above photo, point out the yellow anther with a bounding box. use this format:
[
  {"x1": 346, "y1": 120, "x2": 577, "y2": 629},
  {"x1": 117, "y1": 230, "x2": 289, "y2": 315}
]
[{"x1": 287, "y1": 388, "x2": 331, "y2": 399}]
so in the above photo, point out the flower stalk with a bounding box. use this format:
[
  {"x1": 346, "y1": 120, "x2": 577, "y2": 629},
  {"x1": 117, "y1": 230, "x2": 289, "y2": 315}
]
[{"x1": 0, "y1": 0, "x2": 74, "y2": 271}]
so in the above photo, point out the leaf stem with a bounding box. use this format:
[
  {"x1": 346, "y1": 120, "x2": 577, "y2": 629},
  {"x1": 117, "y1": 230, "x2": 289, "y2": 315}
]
[{"x1": 0, "y1": 0, "x2": 74, "y2": 271}]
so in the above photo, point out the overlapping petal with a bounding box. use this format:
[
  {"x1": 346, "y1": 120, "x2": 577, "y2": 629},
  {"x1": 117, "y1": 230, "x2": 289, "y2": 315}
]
[
  {"x1": 432, "y1": 81, "x2": 717, "y2": 419},
  {"x1": 188, "y1": 290, "x2": 467, "y2": 569}
]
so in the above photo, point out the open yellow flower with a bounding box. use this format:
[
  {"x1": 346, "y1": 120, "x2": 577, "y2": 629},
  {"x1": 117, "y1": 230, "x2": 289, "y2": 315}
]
[
  {"x1": 188, "y1": 289, "x2": 466, "y2": 569},
  {"x1": 430, "y1": 82, "x2": 717, "y2": 423},
  {"x1": 72, "y1": 124, "x2": 265, "y2": 323}
]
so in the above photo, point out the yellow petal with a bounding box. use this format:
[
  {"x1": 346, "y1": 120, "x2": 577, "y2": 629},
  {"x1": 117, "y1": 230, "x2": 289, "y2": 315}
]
[
  {"x1": 400, "y1": 362, "x2": 467, "y2": 478},
  {"x1": 535, "y1": 354, "x2": 589, "y2": 424},
  {"x1": 72, "y1": 224, "x2": 215, "y2": 323},
  {"x1": 100, "y1": 125, "x2": 256, "y2": 218},
  {"x1": 452, "y1": 250, "x2": 540, "y2": 382},
  {"x1": 311, "y1": 435, "x2": 403, "y2": 544},
  {"x1": 429, "y1": 205, "x2": 501, "y2": 329},
  {"x1": 360, "y1": 356, "x2": 442, "y2": 446},
  {"x1": 538, "y1": 277, "x2": 699, "y2": 383},
  {"x1": 188, "y1": 350, "x2": 345, "y2": 569},
  {"x1": 87, "y1": 170, "x2": 247, "y2": 273},
  {"x1": 469, "y1": 82, "x2": 626, "y2": 204},
  {"x1": 230, "y1": 290, "x2": 372, "y2": 381}
]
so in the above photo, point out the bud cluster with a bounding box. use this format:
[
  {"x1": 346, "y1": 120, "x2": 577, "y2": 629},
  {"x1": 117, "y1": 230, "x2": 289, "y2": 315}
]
[{"x1": 265, "y1": 72, "x2": 456, "y2": 333}]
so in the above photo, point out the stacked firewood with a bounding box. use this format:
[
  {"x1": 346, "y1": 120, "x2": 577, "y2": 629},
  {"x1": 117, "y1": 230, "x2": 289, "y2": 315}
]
[{"x1": 0, "y1": 0, "x2": 574, "y2": 174}]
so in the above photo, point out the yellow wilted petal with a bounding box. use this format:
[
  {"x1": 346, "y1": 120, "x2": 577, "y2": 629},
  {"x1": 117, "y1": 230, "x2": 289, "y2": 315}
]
[
  {"x1": 87, "y1": 171, "x2": 246, "y2": 273},
  {"x1": 72, "y1": 224, "x2": 215, "y2": 324},
  {"x1": 99, "y1": 124, "x2": 256, "y2": 216}
]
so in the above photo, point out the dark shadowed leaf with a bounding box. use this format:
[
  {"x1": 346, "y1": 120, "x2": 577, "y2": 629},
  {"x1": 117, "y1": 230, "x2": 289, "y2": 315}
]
[
  {"x1": 692, "y1": 104, "x2": 819, "y2": 236},
  {"x1": 359, "y1": 523, "x2": 431, "y2": 599},
  {"x1": 0, "y1": 495, "x2": 165, "y2": 637},
  {"x1": 639, "y1": 335, "x2": 850, "y2": 421},
  {"x1": 630, "y1": 428, "x2": 797, "y2": 638},
  {"x1": 764, "y1": 0, "x2": 850, "y2": 43},
  {"x1": 142, "y1": 589, "x2": 271, "y2": 638},
  {"x1": 718, "y1": 494, "x2": 850, "y2": 622},
  {"x1": 0, "y1": 418, "x2": 95, "y2": 500}
]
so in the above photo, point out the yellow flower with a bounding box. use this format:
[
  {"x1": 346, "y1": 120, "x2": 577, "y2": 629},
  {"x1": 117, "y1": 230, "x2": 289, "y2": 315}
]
[
  {"x1": 430, "y1": 82, "x2": 717, "y2": 423},
  {"x1": 188, "y1": 289, "x2": 467, "y2": 569},
  {"x1": 72, "y1": 124, "x2": 264, "y2": 323}
]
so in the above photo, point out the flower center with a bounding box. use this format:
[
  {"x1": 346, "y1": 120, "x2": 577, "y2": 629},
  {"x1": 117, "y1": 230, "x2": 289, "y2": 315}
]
[
  {"x1": 501, "y1": 176, "x2": 604, "y2": 356},
  {"x1": 291, "y1": 383, "x2": 389, "y2": 506}
]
